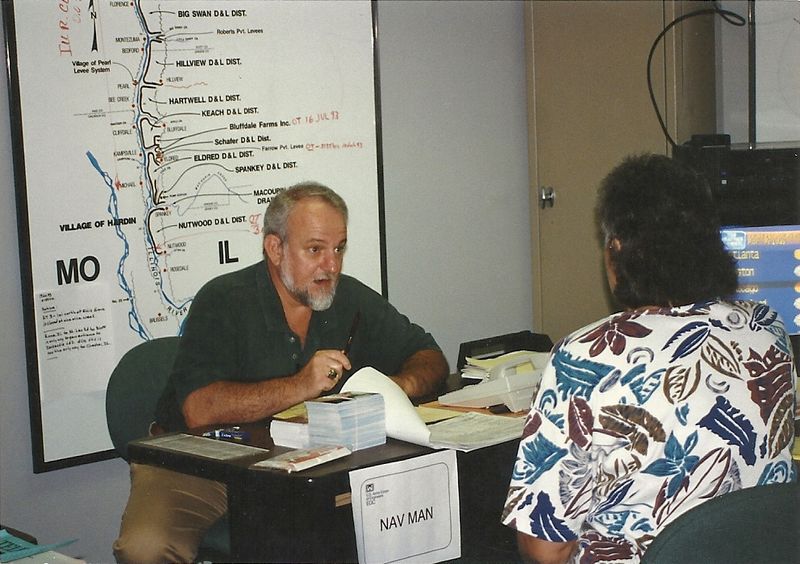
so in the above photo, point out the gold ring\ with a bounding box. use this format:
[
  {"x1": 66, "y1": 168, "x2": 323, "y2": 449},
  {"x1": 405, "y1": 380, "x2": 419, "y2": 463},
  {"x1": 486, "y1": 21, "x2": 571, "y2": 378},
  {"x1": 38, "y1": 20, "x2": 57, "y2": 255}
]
[{"x1": 327, "y1": 368, "x2": 338, "y2": 380}]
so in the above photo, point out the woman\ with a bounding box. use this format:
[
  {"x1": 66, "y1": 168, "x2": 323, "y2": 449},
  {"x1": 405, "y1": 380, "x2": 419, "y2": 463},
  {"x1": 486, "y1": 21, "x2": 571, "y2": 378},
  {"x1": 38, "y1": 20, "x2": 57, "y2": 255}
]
[{"x1": 502, "y1": 153, "x2": 797, "y2": 563}]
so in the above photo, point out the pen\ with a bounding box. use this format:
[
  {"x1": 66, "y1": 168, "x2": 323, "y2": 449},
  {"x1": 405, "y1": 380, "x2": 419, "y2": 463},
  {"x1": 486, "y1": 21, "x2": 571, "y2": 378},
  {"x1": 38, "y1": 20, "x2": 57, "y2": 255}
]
[
  {"x1": 342, "y1": 311, "x2": 361, "y2": 356},
  {"x1": 202, "y1": 427, "x2": 250, "y2": 441}
]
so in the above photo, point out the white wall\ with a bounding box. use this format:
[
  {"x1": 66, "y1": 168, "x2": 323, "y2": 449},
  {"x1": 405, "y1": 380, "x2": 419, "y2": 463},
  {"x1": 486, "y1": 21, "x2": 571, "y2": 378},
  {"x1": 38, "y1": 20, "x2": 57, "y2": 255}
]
[
  {"x1": 0, "y1": 2, "x2": 533, "y2": 561},
  {"x1": 716, "y1": 0, "x2": 749, "y2": 143},
  {"x1": 379, "y1": 0, "x2": 532, "y2": 361},
  {"x1": 716, "y1": 0, "x2": 800, "y2": 145}
]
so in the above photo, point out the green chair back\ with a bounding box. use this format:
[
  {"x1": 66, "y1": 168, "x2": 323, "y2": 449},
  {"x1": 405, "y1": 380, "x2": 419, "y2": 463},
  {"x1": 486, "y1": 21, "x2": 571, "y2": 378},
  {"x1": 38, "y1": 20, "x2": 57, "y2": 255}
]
[
  {"x1": 105, "y1": 336, "x2": 230, "y2": 561},
  {"x1": 106, "y1": 336, "x2": 180, "y2": 460},
  {"x1": 641, "y1": 481, "x2": 800, "y2": 563}
]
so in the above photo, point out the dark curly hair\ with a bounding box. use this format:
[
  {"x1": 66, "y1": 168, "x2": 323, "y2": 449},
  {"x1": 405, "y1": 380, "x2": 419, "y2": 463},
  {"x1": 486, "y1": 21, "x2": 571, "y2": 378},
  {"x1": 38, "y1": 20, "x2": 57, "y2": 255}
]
[{"x1": 596, "y1": 153, "x2": 738, "y2": 309}]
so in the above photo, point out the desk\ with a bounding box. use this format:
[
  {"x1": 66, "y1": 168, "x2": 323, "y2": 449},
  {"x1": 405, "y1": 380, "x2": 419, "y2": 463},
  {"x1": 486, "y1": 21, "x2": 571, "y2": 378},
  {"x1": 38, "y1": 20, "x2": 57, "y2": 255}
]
[{"x1": 128, "y1": 422, "x2": 520, "y2": 563}]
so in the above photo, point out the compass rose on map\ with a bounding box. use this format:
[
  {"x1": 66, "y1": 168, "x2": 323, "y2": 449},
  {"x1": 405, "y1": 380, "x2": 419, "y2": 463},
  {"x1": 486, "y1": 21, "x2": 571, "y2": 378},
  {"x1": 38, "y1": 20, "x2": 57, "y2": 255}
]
[{"x1": 89, "y1": 0, "x2": 98, "y2": 52}]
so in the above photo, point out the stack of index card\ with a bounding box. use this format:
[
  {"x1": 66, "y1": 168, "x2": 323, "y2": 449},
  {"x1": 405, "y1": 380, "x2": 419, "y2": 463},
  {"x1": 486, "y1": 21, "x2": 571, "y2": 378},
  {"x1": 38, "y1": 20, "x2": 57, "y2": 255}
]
[{"x1": 306, "y1": 392, "x2": 386, "y2": 451}]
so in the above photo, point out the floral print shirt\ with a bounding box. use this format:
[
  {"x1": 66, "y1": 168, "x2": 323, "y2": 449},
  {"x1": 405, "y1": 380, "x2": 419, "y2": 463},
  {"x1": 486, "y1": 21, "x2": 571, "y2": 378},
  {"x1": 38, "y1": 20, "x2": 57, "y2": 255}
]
[{"x1": 502, "y1": 299, "x2": 797, "y2": 563}]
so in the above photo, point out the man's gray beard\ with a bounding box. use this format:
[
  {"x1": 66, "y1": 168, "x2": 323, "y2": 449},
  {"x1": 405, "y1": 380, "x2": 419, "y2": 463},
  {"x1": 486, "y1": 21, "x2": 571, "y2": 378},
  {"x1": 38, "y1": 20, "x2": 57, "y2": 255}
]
[{"x1": 280, "y1": 267, "x2": 336, "y2": 311}]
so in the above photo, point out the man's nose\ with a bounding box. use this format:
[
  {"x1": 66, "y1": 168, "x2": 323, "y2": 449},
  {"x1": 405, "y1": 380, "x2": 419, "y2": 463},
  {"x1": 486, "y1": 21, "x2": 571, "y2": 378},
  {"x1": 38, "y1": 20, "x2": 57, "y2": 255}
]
[{"x1": 322, "y1": 251, "x2": 339, "y2": 273}]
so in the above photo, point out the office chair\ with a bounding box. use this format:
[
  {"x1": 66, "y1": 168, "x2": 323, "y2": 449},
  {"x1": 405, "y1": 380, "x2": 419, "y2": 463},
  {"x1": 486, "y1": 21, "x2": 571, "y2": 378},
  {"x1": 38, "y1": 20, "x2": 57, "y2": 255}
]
[
  {"x1": 105, "y1": 336, "x2": 230, "y2": 561},
  {"x1": 640, "y1": 481, "x2": 799, "y2": 563}
]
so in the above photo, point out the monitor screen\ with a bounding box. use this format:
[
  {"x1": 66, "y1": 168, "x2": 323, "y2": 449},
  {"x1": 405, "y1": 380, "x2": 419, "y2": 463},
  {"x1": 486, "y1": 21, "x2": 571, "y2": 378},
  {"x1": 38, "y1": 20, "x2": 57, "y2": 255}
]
[{"x1": 721, "y1": 225, "x2": 800, "y2": 336}]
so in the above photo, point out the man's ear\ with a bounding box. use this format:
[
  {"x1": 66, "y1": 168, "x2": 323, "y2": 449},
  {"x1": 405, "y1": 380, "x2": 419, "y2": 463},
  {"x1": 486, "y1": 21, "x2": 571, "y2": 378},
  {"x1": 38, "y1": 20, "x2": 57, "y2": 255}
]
[{"x1": 264, "y1": 233, "x2": 283, "y2": 265}]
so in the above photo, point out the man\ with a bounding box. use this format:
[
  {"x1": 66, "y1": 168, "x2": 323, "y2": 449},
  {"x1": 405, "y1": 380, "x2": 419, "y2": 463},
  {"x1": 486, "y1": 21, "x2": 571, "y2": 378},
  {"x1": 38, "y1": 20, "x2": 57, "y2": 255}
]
[{"x1": 113, "y1": 181, "x2": 449, "y2": 564}]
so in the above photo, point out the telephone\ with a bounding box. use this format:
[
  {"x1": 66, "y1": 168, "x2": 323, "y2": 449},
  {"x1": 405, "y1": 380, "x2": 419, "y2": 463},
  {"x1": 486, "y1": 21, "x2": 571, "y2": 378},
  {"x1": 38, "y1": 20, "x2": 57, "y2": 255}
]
[{"x1": 438, "y1": 352, "x2": 547, "y2": 412}]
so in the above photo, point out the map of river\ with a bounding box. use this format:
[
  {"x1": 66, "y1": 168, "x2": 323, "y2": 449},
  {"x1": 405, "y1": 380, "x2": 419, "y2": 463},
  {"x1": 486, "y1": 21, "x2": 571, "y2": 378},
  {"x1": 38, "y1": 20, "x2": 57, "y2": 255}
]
[{"x1": 11, "y1": 0, "x2": 380, "y2": 464}]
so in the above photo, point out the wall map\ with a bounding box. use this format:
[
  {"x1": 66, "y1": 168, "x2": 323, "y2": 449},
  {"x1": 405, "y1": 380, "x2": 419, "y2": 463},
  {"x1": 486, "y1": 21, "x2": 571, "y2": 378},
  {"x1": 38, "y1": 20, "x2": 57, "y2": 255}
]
[{"x1": 4, "y1": 0, "x2": 384, "y2": 472}]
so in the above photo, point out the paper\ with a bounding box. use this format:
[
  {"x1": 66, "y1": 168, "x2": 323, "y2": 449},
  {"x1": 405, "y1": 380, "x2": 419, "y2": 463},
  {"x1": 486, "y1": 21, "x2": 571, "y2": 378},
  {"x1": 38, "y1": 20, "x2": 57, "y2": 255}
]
[
  {"x1": 464, "y1": 350, "x2": 549, "y2": 372},
  {"x1": 343, "y1": 367, "x2": 526, "y2": 451},
  {"x1": 349, "y1": 450, "x2": 460, "y2": 564},
  {"x1": 342, "y1": 367, "x2": 432, "y2": 447},
  {"x1": 0, "y1": 530, "x2": 78, "y2": 563}
]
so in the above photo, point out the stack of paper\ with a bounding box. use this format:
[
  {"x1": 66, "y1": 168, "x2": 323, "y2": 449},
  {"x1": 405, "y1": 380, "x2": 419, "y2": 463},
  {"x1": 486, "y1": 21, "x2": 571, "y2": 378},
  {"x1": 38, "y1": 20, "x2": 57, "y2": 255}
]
[
  {"x1": 270, "y1": 416, "x2": 310, "y2": 449},
  {"x1": 270, "y1": 403, "x2": 310, "y2": 448},
  {"x1": 342, "y1": 367, "x2": 527, "y2": 452},
  {"x1": 306, "y1": 392, "x2": 386, "y2": 451},
  {"x1": 460, "y1": 350, "x2": 549, "y2": 381}
]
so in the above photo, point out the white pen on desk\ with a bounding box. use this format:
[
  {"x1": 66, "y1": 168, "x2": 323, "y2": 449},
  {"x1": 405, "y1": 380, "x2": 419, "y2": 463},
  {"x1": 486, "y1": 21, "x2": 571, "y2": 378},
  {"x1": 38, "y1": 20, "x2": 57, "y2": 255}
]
[{"x1": 203, "y1": 426, "x2": 250, "y2": 441}]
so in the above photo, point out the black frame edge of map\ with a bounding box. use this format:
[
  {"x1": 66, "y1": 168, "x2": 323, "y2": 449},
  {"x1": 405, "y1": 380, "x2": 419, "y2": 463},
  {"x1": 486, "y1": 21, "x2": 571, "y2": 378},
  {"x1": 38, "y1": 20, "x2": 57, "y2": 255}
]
[
  {"x1": 371, "y1": 0, "x2": 388, "y2": 300},
  {"x1": 2, "y1": 0, "x2": 118, "y2": 473}
]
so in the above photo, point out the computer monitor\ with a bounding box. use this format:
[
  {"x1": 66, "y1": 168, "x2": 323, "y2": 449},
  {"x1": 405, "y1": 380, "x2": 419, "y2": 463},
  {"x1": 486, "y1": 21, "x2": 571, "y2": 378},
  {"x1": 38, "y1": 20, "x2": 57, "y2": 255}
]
[{"x1": 720, "y1": 225, "x2": 800, "y2": 336}]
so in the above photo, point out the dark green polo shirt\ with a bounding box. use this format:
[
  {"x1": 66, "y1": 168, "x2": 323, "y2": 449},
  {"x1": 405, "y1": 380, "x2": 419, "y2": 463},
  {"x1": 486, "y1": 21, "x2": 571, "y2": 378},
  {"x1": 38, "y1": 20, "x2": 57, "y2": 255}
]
[{"x1": 155, "y1": 260, "x2": 440, "y2": 431}]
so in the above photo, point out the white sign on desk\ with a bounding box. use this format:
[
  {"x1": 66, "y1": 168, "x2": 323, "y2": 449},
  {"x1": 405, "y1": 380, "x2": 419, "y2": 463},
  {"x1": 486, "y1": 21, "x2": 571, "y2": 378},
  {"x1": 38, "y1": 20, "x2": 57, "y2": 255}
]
[{"x1": 349, "y1": 450, "x2": 460, "y2": 564}]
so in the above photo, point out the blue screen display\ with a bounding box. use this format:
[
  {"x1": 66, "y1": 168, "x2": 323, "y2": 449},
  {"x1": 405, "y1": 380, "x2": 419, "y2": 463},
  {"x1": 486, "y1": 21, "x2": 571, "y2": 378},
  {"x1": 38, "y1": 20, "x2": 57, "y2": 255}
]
[{"x1": 721, "y1": 225, "x2": 800, "y2": 336}]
